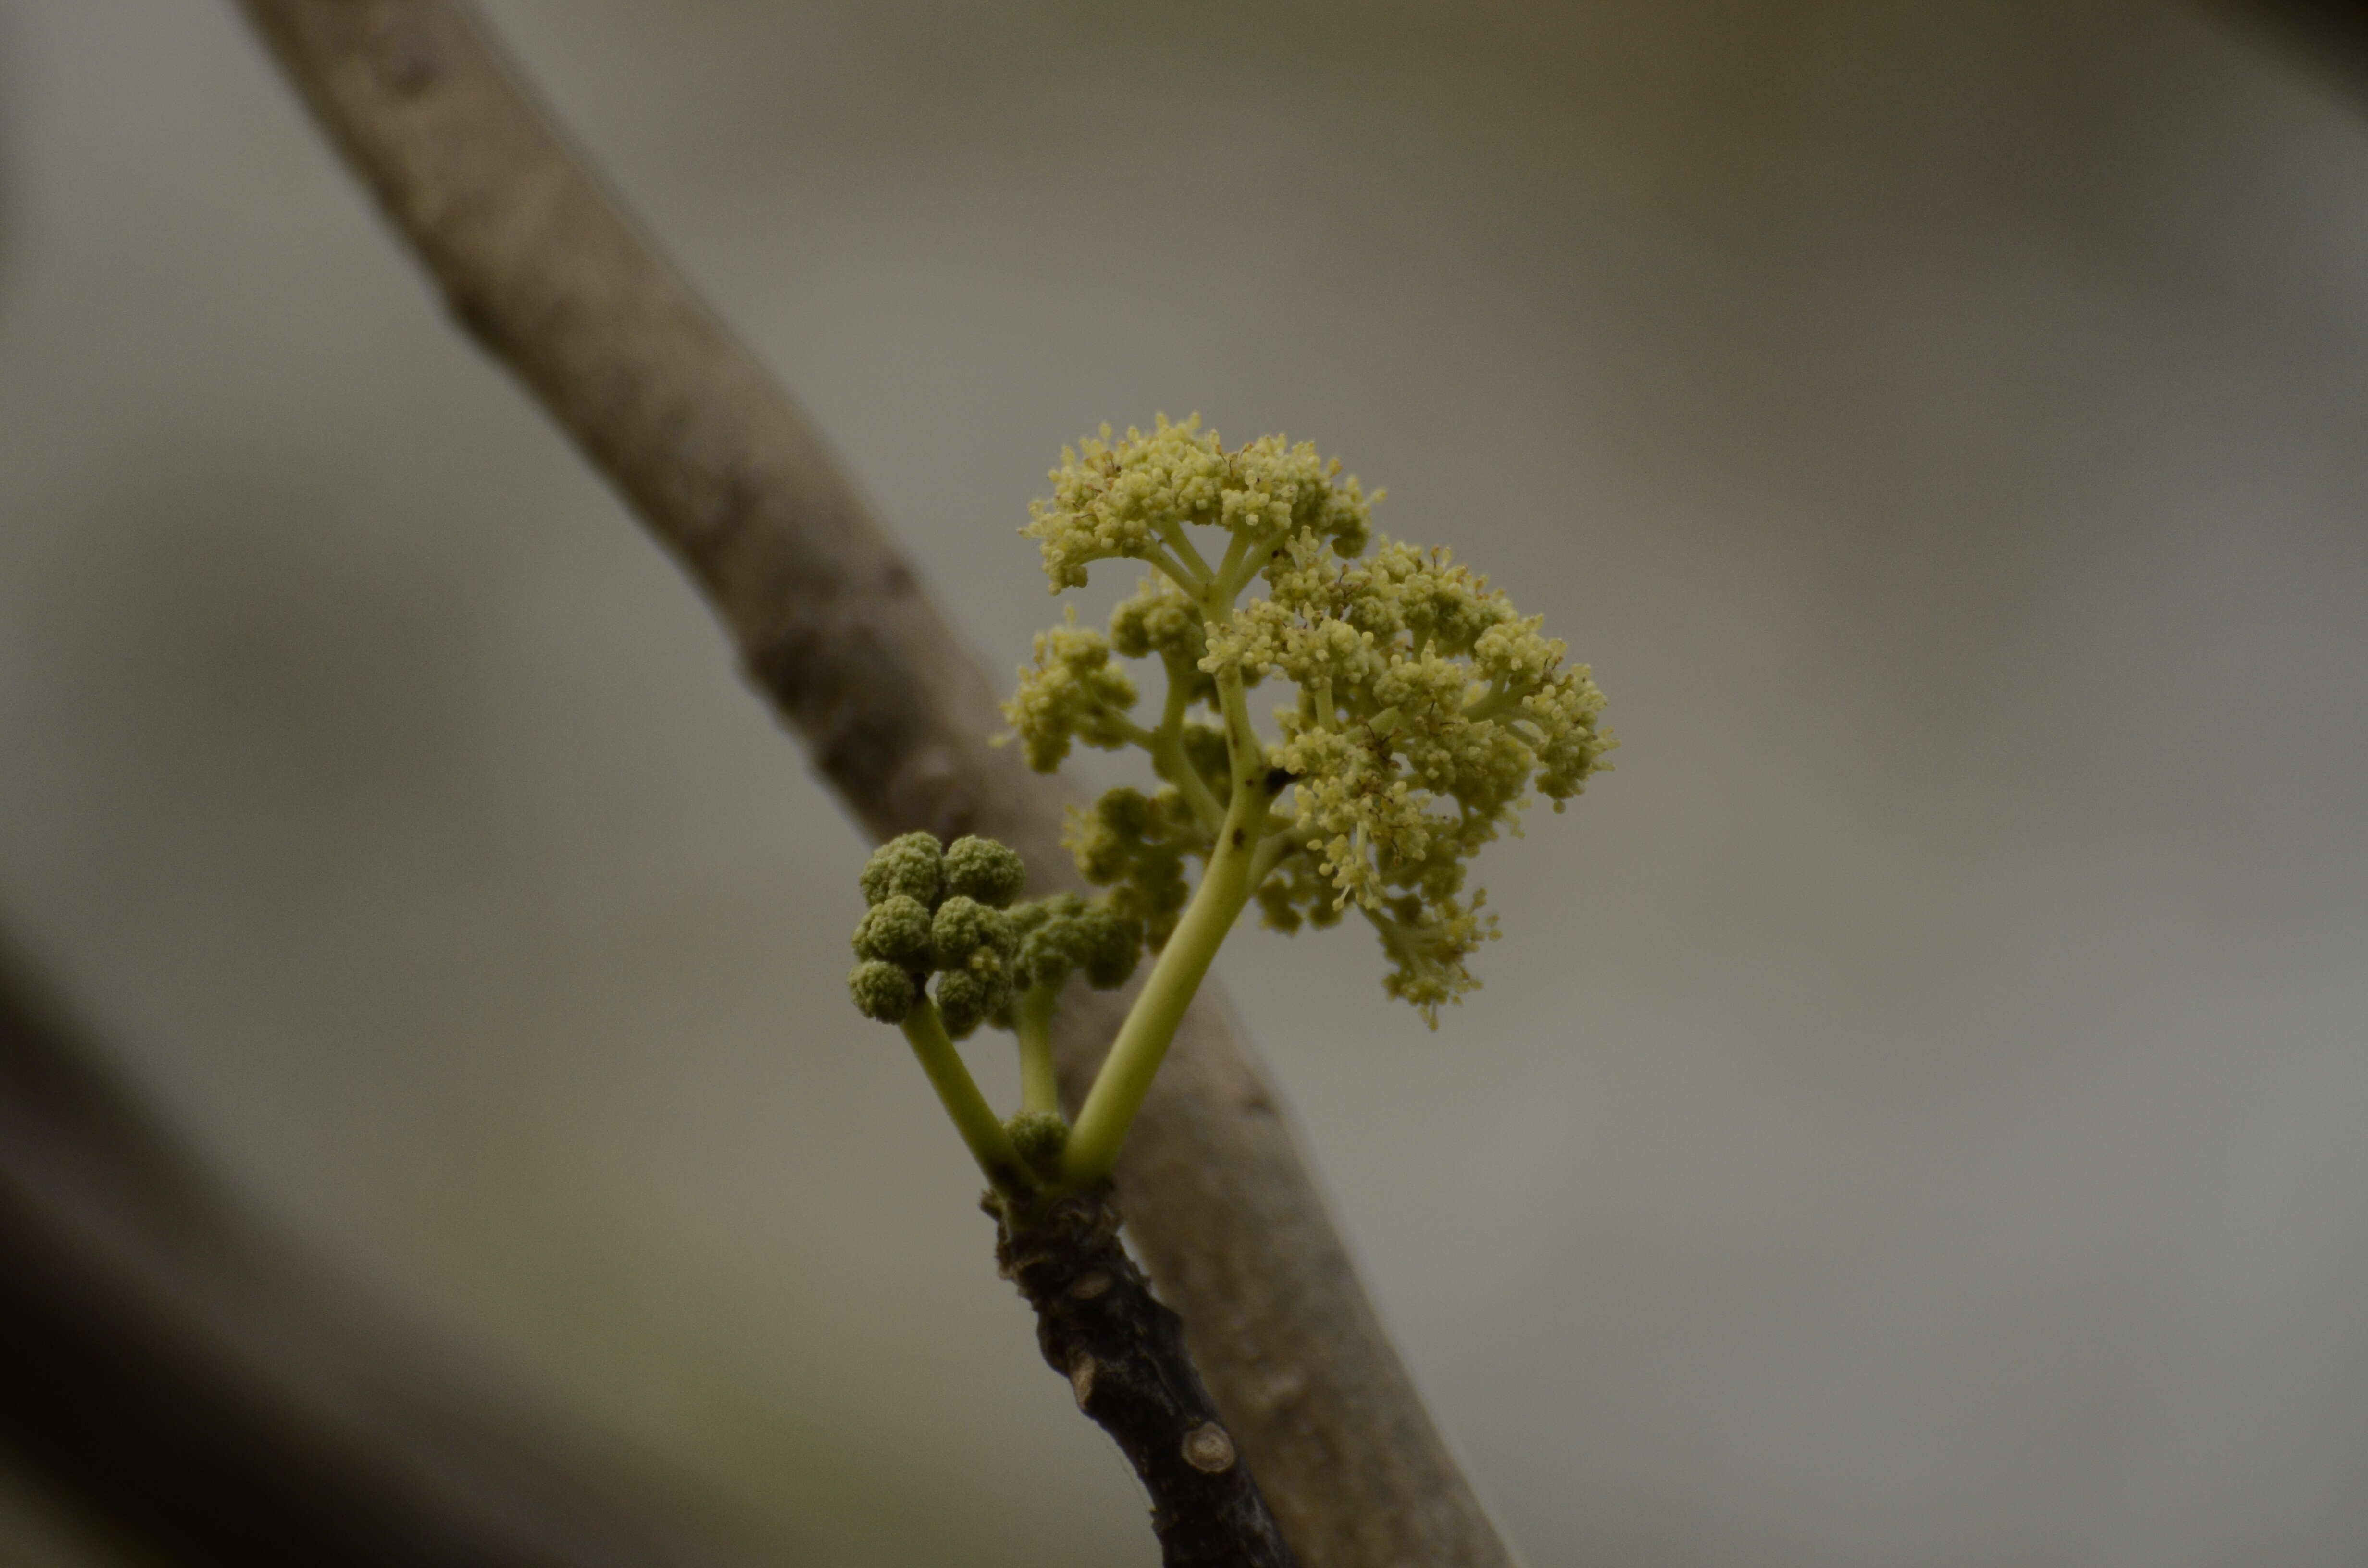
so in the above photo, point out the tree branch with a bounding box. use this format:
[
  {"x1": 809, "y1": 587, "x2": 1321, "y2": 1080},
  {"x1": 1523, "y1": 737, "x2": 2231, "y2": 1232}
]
[
  {"x1": 0, "y1": 929, "x2": 785, "y2": 1568},
  {"x1": 995, "y1": 1192, "x2": 1295, "y2": 1568},
  {"x1": 231, "y1": 3, "x2": 1516, "y2": 1563}
]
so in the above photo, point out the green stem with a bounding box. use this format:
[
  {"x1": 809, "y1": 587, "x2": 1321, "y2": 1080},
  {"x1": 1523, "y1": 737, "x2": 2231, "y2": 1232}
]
[
  {"x1": 1060, "y1": 826, "x2": 1260, "y2": 1188},
  {"x1": 1104, "y1": 712, "x2": 1159, "y2": 749},
  {"x1": 900, "y1": 1001, "x2": 1031, "y2": 1194},
  {"x1": 1462, "y1": 683, "x2": 1527, "y2": 721},
  {"x1": 1157, "y1": 651, "x2": 1197, "y2": 729},
  {"x1": 1143, "y1": 545, "x2": 1206, "y2": 599},
  {"x1": 1146, "y1": 650, "x2": 1225, "y2": 834},
  {"x1": 1152, "y1": 729, "x2": 1226, "y2": 836},
  {"x1": 1249, "y1": 825, "x2": 1307, "y2": 884},
  {"x1": 1016, "y1": 983, "x2": 1061, "y2": 1115},
  {"x1": 1209, "y1": 527, "x2": 1253, "y2": 605},
  {"x1": 1212, "y1": 657, "x2": 1264, "y2": 767},
  {"x1": 1154, "y1": 516, "x2": 1216, "y2": 584},
  {"x1": 1063, "y1": 664, "x2": 1275, "y2": 1188}
]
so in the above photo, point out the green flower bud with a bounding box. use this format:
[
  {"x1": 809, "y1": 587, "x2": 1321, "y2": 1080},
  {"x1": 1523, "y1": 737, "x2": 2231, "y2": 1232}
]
[
  {"x1": 1008, "y1": 893, "x2": 1078, "y2": 988},
  {"x1": 932, "y1": 896, "x2": 1016, "y2": 972},
  {"x1": 942, "y1": 835, "x2": 1027, "y2": 909},
  {"x1": 860, "y1": 831, "x2": 944, "y2": 908},
  {"x1": 1004, "y1": 893, "x2": 1143, "y2": 993},
  {"x1": 847, "y1": 960, "x2": 917, "y2": 1024},
  {"x1": 1076, "y1": 906, "x2": 1143, "y2": 990},
  {"x1": 1004, "y1": 894, "x2": 1063, "y2": 944},
  {"x1": 1005, "y1": 1111, "x2": 1069, "y2": 1176},
  {"x1": 851, "y1": 894, "x2": 934, "y2": 967},
  {"x1": 933, "y1": 968, "x2": 1003, "y2": 1039}
]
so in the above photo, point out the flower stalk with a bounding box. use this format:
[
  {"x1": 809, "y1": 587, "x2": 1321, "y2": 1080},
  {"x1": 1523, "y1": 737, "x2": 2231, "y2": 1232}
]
[
  {"x1": 898, "y1": 1001, "x2": 1030, "y2": 1195},
  {"x1": 1063, "y1": 755, "x2": 1281, "y2": 1187}
]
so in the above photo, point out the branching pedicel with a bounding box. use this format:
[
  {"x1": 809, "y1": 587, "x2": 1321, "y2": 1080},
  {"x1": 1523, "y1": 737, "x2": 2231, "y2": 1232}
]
[{"x1": 843, "y1": 418, "x2": 1611, "y2": 1562}]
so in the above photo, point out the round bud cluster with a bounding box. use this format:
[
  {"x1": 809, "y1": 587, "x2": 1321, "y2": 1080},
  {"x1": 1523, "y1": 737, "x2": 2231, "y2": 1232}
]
[
  {"x1": 942, "y1": 835, "x2": 1027, "y2": 909},
  {"x1": 853, "y1": 895, "x2": 933, "y2": 969},
  {"x1": 1005, "y1": 1110, "x2": 1070, "y2": 1177},
  {"x1": 859, "y1": 831, "x2": 944, "y2": 907},
  {"x1": 1008, "y1": 893, "x2": 1144, "y2": 993},
  {"x1": 930, "y1": 895, "x2": 1021, "y2": 1037},
  {"x1": 846, "y1": 959, "x2": 917, "y2": 1024},
  {"x1": 847, "y1": 832, "x2": 1026, "y2": 1035}
]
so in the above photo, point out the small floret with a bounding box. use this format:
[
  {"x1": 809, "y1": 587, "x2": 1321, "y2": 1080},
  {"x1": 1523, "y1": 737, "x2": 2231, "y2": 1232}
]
[
  {"x1": 1253, "y1": 851, "x2": 1346, "y2": 937},
  {"x1": 1011, "y1": 893, "x2": 1146, "y2": 993},
  {"x1": 942, "y1": 836, "x2": 1027, "y2": 909},
  {"x1": 1066, "y1": 788, "x2": 1193, "y2": 949},
  {"x1": 1010, "y1": 892, "x2": 1082, "y2": 989},
  {"x1": 852, "y1": 894, "x2": 934, "y2": 968},
  {"x1": 1370, "y1": 893, "x2": 1495, "y2": 1020},
  {"x1": 1075, "y1": 906, "x2": 1143, "y2": 990},
  {"x1": 1005, "y1": 1110, "x2": 1069, "y2": 1176},
  {"x1": 861, "y1": 832, "x2": 944, "y2": 908},
  {"x1": 933, "y1": 969, "x2": 1001, "y2": 1039},
  {"x1": 1108, "y1": 577, "x2": 1209, "y2": 664},
  {"x1": 1004, "y1": 612, "x2": 1140, "y2": 772},
  {"x1": 931, "y1": 896, "x2": 1018, "y2": 973},
  {"x1": 848, "y1": 960, "x2": 917, "y2": 1024}
]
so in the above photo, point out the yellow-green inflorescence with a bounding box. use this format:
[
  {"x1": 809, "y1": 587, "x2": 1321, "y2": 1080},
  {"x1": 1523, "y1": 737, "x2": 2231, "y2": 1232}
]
[
  {"x1": 849, "y1": 416, "x2": 1610, "y2": 1202},
  {"x1": 1009, "y1": 414, "x2": 1612, "y2": 1023}
]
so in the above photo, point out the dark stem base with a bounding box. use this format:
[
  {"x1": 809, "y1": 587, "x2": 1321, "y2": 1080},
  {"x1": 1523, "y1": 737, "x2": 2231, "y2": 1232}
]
[{"x1": 993, "y1": 1191, "x2": 1298, "y2": 1568}]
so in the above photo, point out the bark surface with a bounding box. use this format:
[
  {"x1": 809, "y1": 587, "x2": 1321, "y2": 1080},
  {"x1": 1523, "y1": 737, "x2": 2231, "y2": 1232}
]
[
  {"x1": 232, "y1": 3, "x2": 1518, "y2": 1563},
  {"x1": 997, "y1": 1193, "x2": 1298, "y2": 1568}
]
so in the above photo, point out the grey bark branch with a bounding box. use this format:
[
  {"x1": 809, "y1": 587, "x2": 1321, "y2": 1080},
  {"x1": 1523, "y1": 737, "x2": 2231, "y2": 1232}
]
[{"x1": 232, "y1": 3, "x2": 1517, "y2": 1564}]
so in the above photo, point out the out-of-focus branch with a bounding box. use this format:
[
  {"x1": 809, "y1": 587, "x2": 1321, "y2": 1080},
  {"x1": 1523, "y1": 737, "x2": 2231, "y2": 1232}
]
[
  {"x1": 0, "y1": 931, "x2": 786, "y2": 1568},
  {"x1": 230, "y1": 3, "x2": 1516, "y2": 1564},
  {"x1": 2203, "y1": 0, "x2": 2368, "y2": 109}
]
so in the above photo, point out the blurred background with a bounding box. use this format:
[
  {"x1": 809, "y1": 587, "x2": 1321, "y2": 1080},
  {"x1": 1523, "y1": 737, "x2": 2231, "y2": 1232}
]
[{"x1": 0, "y1": 0, "x2": 2363, "y2": 1564}]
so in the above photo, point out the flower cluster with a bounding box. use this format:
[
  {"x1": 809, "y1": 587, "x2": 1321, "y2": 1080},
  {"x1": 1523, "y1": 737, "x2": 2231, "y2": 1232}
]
[
  {"x1": 1021, "y1": 414, "x2": 1373, "y2": 595},
  {"x1": 1209, "y1": 535, "x2": 1611, "y2": 1015},
  {"x1": 1066, "y1": 786, "x2": 1200, "y2": 950},
  {"x1": 1002, "y1": 419, "x2": 1611, "y2": 1023},
  {"x1": 1008, "y1": 892, "x2": 1143, "y2": 994},
  {"x1": 1004, "y1": 609, "x2": 1140, "y2": 773},
  {"x1": 847, "y1": 832, "x2": 1140, "y2": 1038}
]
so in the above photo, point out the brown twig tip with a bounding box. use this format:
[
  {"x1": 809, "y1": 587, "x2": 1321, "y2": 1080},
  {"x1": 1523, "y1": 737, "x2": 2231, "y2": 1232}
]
[{"x1": 996, "y1": 1193, "x2": 1297, "y2": 1568}]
